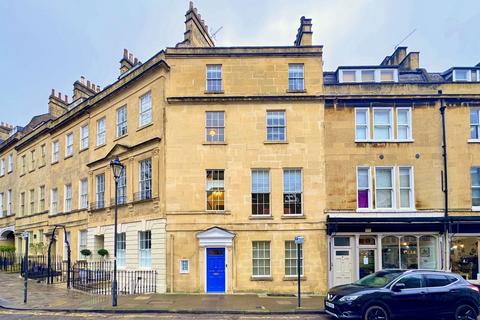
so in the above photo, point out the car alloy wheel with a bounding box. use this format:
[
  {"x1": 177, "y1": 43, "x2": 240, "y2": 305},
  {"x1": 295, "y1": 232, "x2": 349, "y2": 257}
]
[
  {"x1": 364, "y1": 305, "x2": 389, "y2": 320},
  {"x1": 455, "y1": 304, "x2": 478, "y2": 320}
]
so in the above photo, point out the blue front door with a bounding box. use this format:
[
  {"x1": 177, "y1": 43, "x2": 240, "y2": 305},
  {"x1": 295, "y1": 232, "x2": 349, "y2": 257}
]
[{"x1": 206, "y1": 248, "x2": 225, "y2": 293}]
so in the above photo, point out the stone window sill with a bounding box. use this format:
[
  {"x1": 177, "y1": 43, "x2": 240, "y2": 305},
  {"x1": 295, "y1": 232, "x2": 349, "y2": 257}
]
[
  {"x1": 249, "y1": 215, "x2": 273, "y2": 220},
  {"x1": 468, "y1": 139, "x2": 480, "y2": 144},
  {"x1": 205, "y1": 90, "x2": 224, "y2": 94},
  {"x1": 251, "y1": 276, "x2": 273, "y2": 281},
  {"x1": 281, "y1": 214, "x2": 305, "y2": 219},
  {"x1": 114, "y1": 134, "x2": 128, "y2": 142},
  {"x1": 203, "y1": 142, "x2": 227, "y2": 145},
  {"x1": 94, "y1": 144, "x2": 106, "y2": 150},
  {"x1": 286, "y1": 89, "x2": 307, "y2": 93},
  {"x1": 79, "y1": 147, "x2": 89, "y2": 154},
  {"x1": 283, "y1": 276, "x2": 306, "y2": 281},
  {"x1": 264, "y1": 141, "x2": 288, "y2": 145},
  {"x1": 64, "y1": 154, "x2": 73, "y2": 160},
  {"x1": 137, "y1": 122, "x2": 154, "y2": 132}
]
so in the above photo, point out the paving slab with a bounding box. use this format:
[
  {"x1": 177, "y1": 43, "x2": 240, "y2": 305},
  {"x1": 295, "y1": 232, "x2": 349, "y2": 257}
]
[{"x1": 0, "y1": 272, "x2": 325, "y2": 314}]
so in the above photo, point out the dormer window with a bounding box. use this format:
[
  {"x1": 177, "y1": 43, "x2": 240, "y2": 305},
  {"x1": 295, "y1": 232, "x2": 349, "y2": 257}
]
[
  {"x1": 339, "y1": 69, "x2": 398, "y2": 83},
  {"x1": 452, "y1": 69, "x2": 480, "y2": 82}
]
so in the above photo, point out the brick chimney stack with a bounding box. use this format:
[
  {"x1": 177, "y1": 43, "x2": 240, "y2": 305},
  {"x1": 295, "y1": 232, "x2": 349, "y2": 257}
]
[
  {"x1": 48, "y1": 88, "x2": 69, "y2": 118},
  {"x1": 120, "y1": 49, "x2": 140, "y2": 75},
  {"x1": 294, "y1": 16, "x2": 313, "y2": 46},
  {"x1": 72, "y1": 76, "x2": 100, "y2": 101}
]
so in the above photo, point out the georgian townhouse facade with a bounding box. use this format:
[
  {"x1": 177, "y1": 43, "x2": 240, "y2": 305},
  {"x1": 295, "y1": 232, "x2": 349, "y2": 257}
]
[{"x1": 0, "y1": 2, "x2": 479, "y2": 296}]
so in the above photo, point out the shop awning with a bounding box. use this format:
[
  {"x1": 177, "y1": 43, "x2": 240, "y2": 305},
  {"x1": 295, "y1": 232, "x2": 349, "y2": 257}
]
[{"x1": 326, "y1": 216, "x2": 446, "y2": 235}]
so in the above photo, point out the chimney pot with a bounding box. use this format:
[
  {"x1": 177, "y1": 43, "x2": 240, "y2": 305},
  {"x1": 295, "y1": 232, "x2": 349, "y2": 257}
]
[
  {"x1": 64, "y1": 94, "x2": 68, "y2": 102},
  {"x1": 123, "y1": 48, "x2": 128, "y2": 59},
  {"x1": 96, "y1": 85, "x2": 100, "y2": 92},
  {"x1": 51, "y1": 89, "x2": 55, "y2": 96},
  {"x1": 128, "y1": 53, "x2": 133, "y2": 62},
  {"x1": 134, "y1": 57, "x2": 138, "y2": 64},
  {"x1": 58, "y1": 92, "x2": 61, "y2": 99},
  {"x1": 80, "y1": 76, "x2": 85, "y2": 84},
  {"x1": 87, "y1": 80, "x2": 91, "y2": 88}
]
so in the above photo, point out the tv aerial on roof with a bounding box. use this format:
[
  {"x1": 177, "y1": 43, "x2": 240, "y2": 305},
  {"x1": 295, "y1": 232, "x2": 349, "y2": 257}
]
[
  {"x1": 394, "y1": 28, "x2": 417, "y2": 49},
  {"x1": 211, "y1": 26, "x2": 223, "y2": 40}
]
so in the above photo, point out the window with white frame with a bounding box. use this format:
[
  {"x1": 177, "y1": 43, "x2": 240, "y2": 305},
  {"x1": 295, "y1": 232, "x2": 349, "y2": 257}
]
[
  {"x1": 80, "y1": 179, "x2": 88, "y2": 209},
  {"x1": 0, "y1": 159, "x2": 5, "y2": 175},
  {"x1": 361, "y1": 70, "x2": 375, "y2": 82},
  {"x1": 454, "y1": 69, "x2": 469, "y2": 81},
  {"x1": 471, "y1": 167, "x2": 480, "y2": 208},
  {"x1": 52, "y1": 141, "x2": 59, "y2": 163},
  {"x1": 39, "y1": 185, "x2": 45, "y2": 211},
  {"x1": 266, "y1": 111, "x2": 286, "y2": 142},
  {"x1": 116, "y1": 106, "x2": 128, "y2": 137},
  {"x1": 117, "y1": 167, "x2": 126, "y2": 204},
  {"x1": 117, "y1": 232, "x2": 126, "y2": 268},
  {"x1": 373, "y1": 108, "x2": 393, "y2": 141},
  {"x1": 285, "y1": 240, "x2": 303, "y2": 277},
  {"x1": 375, "y1": 167, "x2": 394, "y2": 209},
  {"x1": 380, "y1": 70, "x2": 395, "y2": 82},
  {"x1": 79, "y1": 230, "x2": 88, "y2": 259},
  {"x1": 139, "y1": 159, "x2": 152, "y2": 200},
  {"x1": 30, "y1": 150, "x2": 35, "y2": 170},
  {"x1": 206, "y1": 65, "x2": 222, "y2": 92},
  {"x1": 0, "y1": 193, "x2": 3, "y2": 217},
  {"x1": 341, "y1": 70, "x2": 356, "y2": 82},
  {"x1": 29, "y1": 189, "x2": 35, "y2": 214},
  {"x1": 288, "y1": 64, "x2": 304, "y2": 91},
  {"x1": 251, "y1": 169, "x2": 270, "y2": 215},
  {"x1": 206, "y1": 169, "x2": 225, "y2": 211},
  {"x1": 80, "y1": 125, "x2": 89, "y2": 150},
  {"x1": 51, "y1": 188, "x2": 58, "y2": 214},
  {"x1": 64, "y1": 184, "x2": 72, "y2": 212},
  {"x1": 96, "y1": 118, "x2": 106, "y2": 146},
  {"x1": 21, "y1": 155, "x2": 26, "y2": 174},
  {"x1": 139, "y1": 93, "x2": 152, "y2": 127},
  {"x1": 252, "y1": 241, "x2": 271, "y2": 277},
  {"x1": 470, "y1": 109, "x2": 480, "y2": 140},
  {"x1": 65, "y1": 133, "x2": 73, "y2": 157},
  {"x1": 355, "y1": 108, "x2": 369, "y2": 141},
  {"x1": 180, "y1": 259, "x2": 189, "y2": 273},
  {"x1": 399, "y1": 167, "x2": 413, "y2": 209},
  {"x1": 40, "y1": 144, "x2": 46, "y2": 165},
  {"x1": 20, "y1": 192, "x2": 25, "y2": 215},
  {"x1": 7, "y1": 154, "x2": 13, "y2": 173},
  {"x1": 283, "y1": 169, "x2": 302, "y2": 215},
  {"x1": 7, "y1": 190, "x2": 12, "y2": 215},
  {"x1": 357, "y1": 166, "x2": 415, "y2": 210},
  {"x1": 397, "y1": 108, "x2": 412, "y2": 140},
  {"x1": 205, "y1": 111, "x2": 225, "y2": 142},
  {"x1": 95, "y1": 174, "x2": 105, "y2": 209},
  {"x1": 357, "y1": 167, "x2": 371, "y2": 209},
  {"x1": 139, "y1": 231, "x2": 152, "y2": 268}
]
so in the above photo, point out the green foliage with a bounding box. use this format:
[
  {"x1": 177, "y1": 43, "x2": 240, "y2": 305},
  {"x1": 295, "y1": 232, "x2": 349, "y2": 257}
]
[
  {"x1": 80, "y1": 249, "x2": 92, "y2": 257},
  {"x1": 0, "y1": 245, "x2": 15, "y2": 253},
  {"x1": 28, "y1": 242, "x2": 46, "y2": 255},
  {"x1": 97, "y1": 248, "x2": 109, "y2": 257}
]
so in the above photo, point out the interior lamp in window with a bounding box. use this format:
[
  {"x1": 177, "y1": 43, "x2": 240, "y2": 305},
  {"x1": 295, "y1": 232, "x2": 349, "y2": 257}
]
[{"x1": 208, "y1": 129, "x2": 217, "y2": 138}]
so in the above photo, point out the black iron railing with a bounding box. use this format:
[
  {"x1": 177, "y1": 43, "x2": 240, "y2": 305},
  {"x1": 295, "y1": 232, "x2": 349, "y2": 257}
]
[
  {"x1": 0, "y1": 254, "x2": 67, "y2": 283},
  {"x1": 72, "y1": 261, "x2": 156, "y2": 295}
]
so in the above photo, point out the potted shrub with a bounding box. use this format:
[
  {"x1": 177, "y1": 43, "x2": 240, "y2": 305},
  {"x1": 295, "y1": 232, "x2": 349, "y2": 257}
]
[
  {"x1": 80, "y1": 249, "x2": 92, "y2": 260},
  {"x1": 97, "y1": 248, "x2": 108, "y2": 259}
]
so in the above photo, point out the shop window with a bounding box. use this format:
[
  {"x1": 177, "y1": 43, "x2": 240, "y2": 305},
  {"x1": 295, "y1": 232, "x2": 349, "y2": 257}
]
[
  {"x1": 382, "y1": 236, "x2": 399, "y2": 269},
  {"x1": 419, "y1": 236, "x2": 437, "y2": 269},
  {"x1": 334, "y1": 237, "x2": 350, "y2": 247},
  {"x1": 400, "y1": 236, "x2": 418, "y2": 269},
  {"x1": 359, "y1": 236, "x2": 376, "y2": 246}
]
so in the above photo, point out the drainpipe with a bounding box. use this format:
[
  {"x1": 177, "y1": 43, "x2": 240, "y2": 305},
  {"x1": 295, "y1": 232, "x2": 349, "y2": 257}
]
[{"x1": 439, "y1": 90, "x2": 450, "y2": 270}]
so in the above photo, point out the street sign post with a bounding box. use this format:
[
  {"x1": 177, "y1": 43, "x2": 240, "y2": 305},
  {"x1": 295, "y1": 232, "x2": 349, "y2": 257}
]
[
  {"x1": 294, "y1": 236, "x2": 304, "y2": 308},
  {"x1": 21, "y1": 231, "x2": 29, "y2": 304}
]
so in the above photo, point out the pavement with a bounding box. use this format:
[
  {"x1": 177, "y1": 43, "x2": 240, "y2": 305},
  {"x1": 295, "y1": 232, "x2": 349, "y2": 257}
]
[
  {"x1": 0, "y1": 310, "x2": 330, "y2": 320},
  {"x1": 0, "y1": 272, "x2": 325, "y2": 315}
]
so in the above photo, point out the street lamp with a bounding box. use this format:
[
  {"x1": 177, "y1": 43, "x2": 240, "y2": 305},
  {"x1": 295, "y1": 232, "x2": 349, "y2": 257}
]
[{"x1": 110, "y1": 156, "x2": 124, "y2": 307}]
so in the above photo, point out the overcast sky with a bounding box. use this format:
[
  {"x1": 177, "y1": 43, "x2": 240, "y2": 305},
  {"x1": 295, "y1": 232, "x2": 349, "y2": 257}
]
[{"x1": 1, "y1": 0, "x2": 479, "y2": 126}]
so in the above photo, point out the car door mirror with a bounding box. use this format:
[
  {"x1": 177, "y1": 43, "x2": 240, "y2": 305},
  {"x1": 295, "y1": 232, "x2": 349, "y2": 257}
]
[{"x1": 392, "y1": 283, "x2": 406, "y2": 292}]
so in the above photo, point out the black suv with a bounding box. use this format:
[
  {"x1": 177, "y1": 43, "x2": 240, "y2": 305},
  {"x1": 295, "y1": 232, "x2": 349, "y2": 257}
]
[{"x1": 325, "y1": 270, "x2": 480, "y2": 320}]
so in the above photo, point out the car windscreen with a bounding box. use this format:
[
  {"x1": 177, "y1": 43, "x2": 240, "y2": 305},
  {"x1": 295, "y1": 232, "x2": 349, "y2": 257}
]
[{"x1": 354, "y1": 271, "x2": 404, "y2": 288}]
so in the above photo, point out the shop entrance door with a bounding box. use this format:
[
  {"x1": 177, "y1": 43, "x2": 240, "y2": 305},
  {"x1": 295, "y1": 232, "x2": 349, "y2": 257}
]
[
  {"x1": 359, "y1": 249, "x2": 376, "y2": 279},
  {"x1": 333, "y1": 249, "x2": 353, "y2": 286}
]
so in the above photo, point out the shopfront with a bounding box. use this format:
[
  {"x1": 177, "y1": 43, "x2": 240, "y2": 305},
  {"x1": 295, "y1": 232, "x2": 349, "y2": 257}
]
[
  {"x1": 327, "y1": 216, "x2": 445, "y2": 288},
  {"x1": 448, "y1": 217, "x2": 480, "y2": 281}
]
